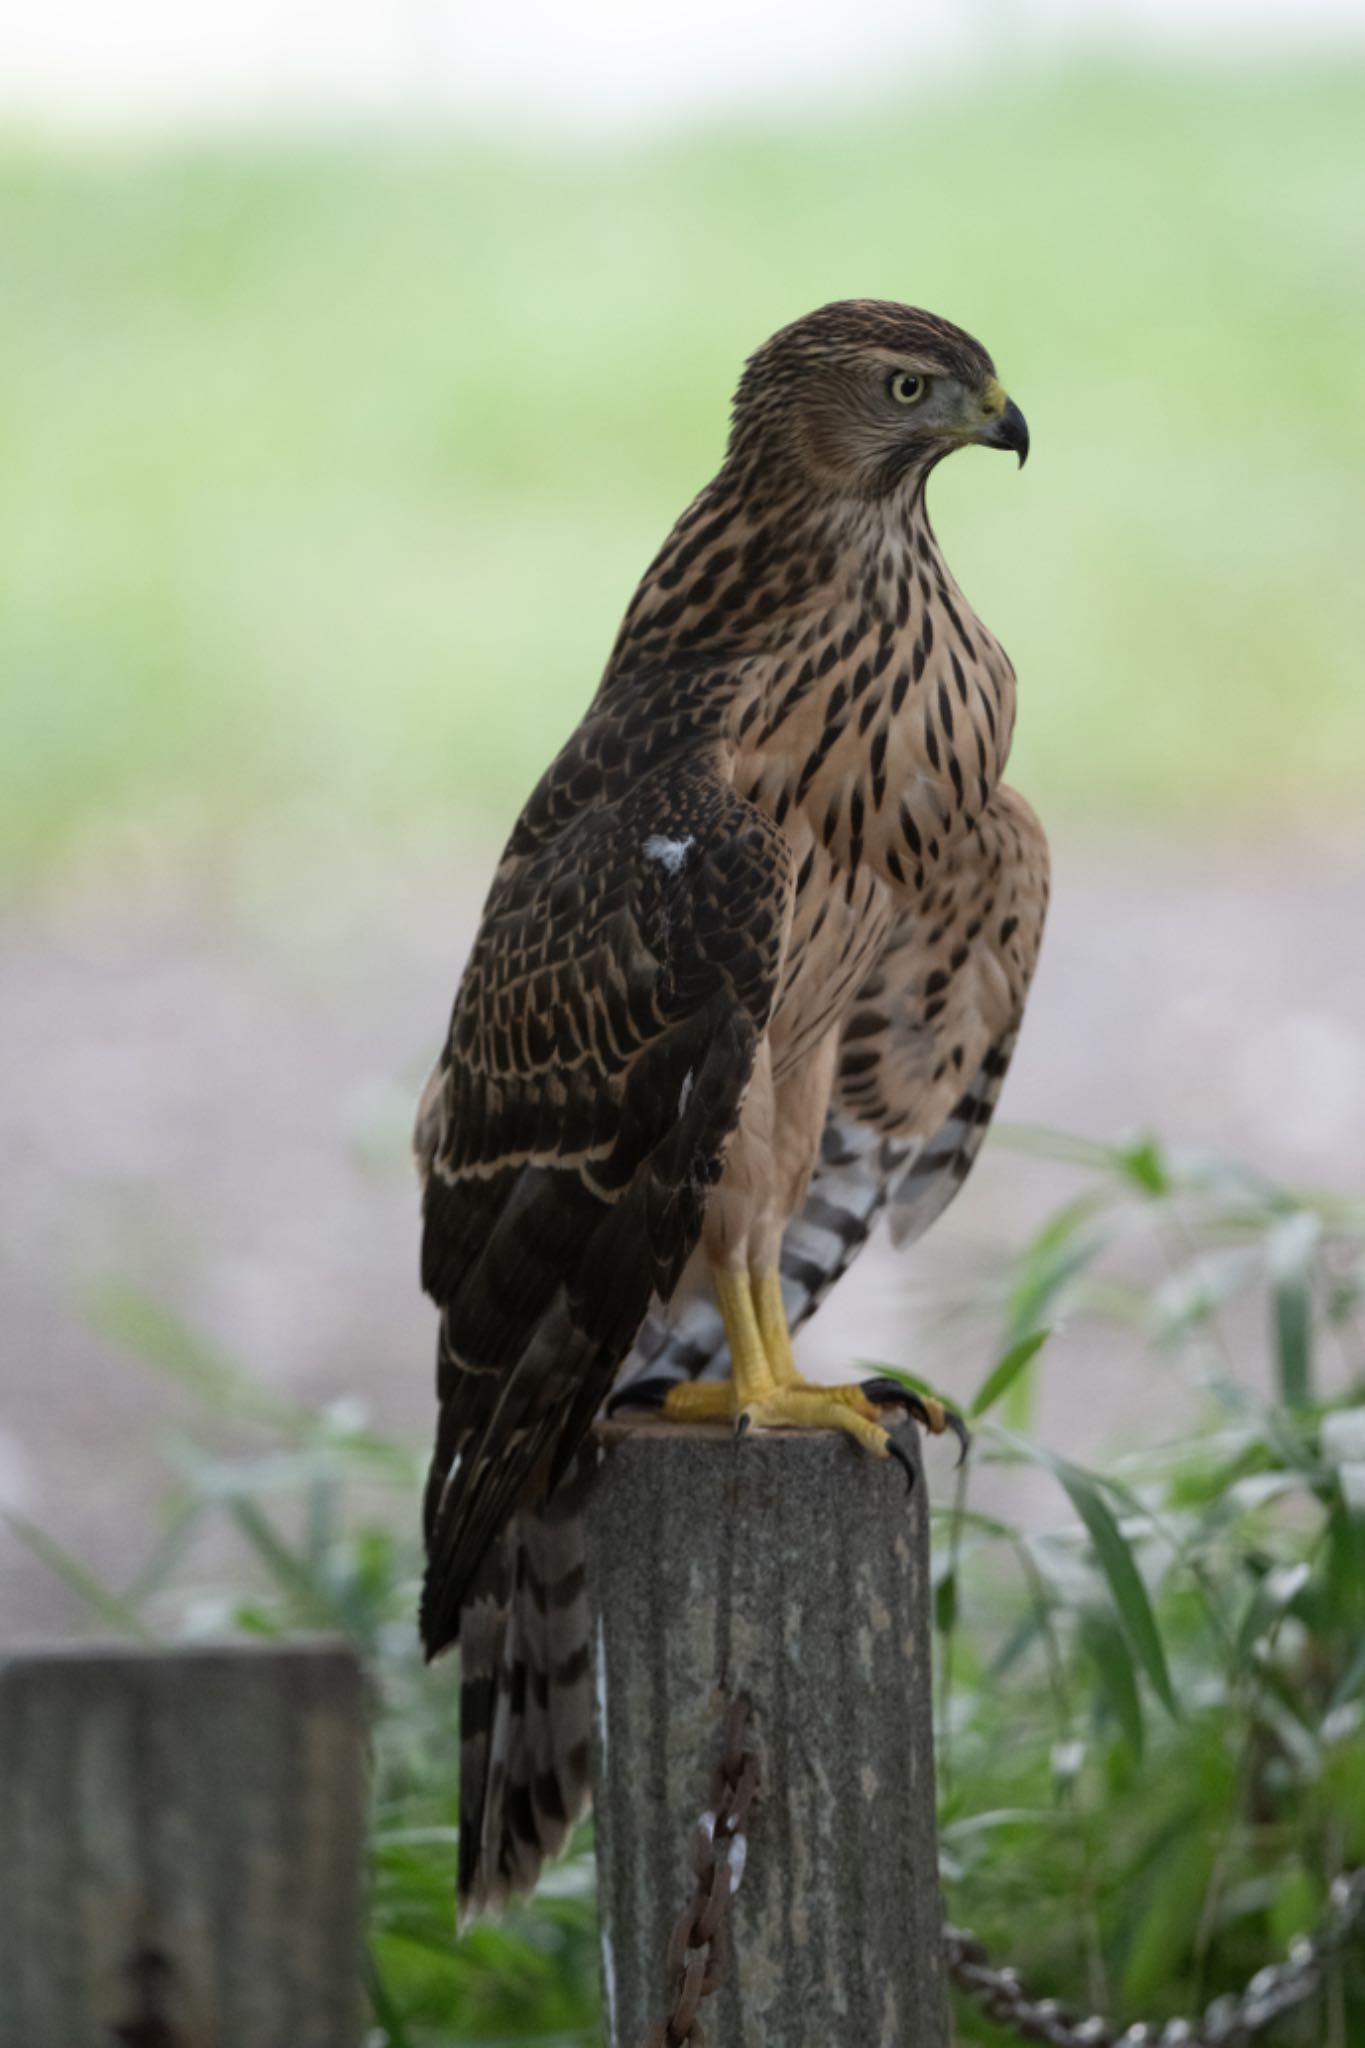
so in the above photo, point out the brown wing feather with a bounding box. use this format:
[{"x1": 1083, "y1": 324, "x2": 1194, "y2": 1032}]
[{"x1": 416, "y1": 753, "x2": 792, "y2": 1659}]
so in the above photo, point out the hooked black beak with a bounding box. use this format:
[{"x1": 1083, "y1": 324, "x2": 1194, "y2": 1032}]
[{"x1": 980, "y1": 396, "x2": 1029, "y2": 468}]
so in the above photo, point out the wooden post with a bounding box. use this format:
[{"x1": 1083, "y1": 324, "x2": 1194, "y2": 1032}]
[
  {"x1": 0, "y1": 1638, "x2": 368, "y2": 2048},
  {"x1": 585, "y1": 1421, "x2": 950, "y2": 2048}
]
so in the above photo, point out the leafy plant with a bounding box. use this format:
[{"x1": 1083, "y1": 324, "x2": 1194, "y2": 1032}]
[
  {"x1": 931, "y1": 1134, "x2": 1365, "y2": 2044},
  {"x1": 18, "y1": 1289, "x2": 598, "y2": 2045},
  {"x1": 14, "y1": 1130, "x2": 1365, "y2": 2043}
]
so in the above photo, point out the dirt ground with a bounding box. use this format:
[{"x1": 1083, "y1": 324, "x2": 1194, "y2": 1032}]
[{"x1": 4, "y1": 823, "x2": 1364, "y2": 1638}]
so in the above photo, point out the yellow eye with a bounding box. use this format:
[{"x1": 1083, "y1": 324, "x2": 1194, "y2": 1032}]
[{"x1": 889, "y1": 371, "x2": 928, "y2": 407}]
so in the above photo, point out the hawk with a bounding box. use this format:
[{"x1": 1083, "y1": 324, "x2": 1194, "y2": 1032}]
[{"x1": 415, "y1": 300, "x2": 1049, "y2": 1917}]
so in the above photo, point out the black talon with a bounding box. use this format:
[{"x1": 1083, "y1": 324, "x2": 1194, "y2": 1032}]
[
  {"x1": 859, "y1": 1374, "x2": 920, "y2": 1411},
  {"x1": 606, "y1": 1375, "x2": 677, "y2": 1417},
  {"x1": 885, "y1": 1431, "x2": 917, "y2": 1496},
  {"x1": 734, "y1": 1411, "x2": 752, "y2": 1443},
  {"x1": 858, "y1": 1377, "x2": 971, "y2": 1466}
]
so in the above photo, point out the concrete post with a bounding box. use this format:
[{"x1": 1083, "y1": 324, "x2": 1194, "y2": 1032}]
[
  {"x1": 585, "y1": 1420, "x2": 949, "y2": 2048},
  {"x1": 0, "y1": 1638, "x2": 368, "y2": 2047}
]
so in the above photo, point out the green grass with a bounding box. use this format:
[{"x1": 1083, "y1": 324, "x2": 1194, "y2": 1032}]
[
  {"x1": 3, "y1": 62, "x2": 1364, "y2": 879},
  {"x1": 24, "y1": 1130, "x2": 1365, "y2": 2043}
]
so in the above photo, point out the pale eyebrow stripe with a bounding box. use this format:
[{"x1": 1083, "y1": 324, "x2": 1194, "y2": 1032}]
[{"x1": 864, "y1": 347, "x2": 955, "y2": 375}]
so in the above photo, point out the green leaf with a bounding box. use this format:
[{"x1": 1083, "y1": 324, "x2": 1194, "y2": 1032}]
[
  {"x1": 1328, "y1": 1630, "x2": 1365, "y2": 1712},
  {"x1": 1081, "y1": 1607, "x2": 1145, "y2": 1757},
  {"x1": 1065, "y1": 1482, "x2": 1178, "y2": 1720},
  {"x1": 970, "y1": 1329, "x2": 1051, "y2": 1419},
  {"x1": 1268, "y1": 1210, "x2": 1320, "y2": 1408},
  {"x1": 1269, "y1": 1864, "x2": 1321, "y2": 1950},
  {"x1": 1004, "y1": 1196, "x2": 1110, "y2": 1345},
  {"x1": 995, "y1": 1431, "x2": 1179, "y2": 1721},
  {"x1": 985, "y1": 1606, "x2": 1046, "y2": 1681},
  {"x1": 1233, "y1": 1560, "x2": 1311, "y2": 1666},
  {"x1": 1067, "y1": 1484, "x2": 1178, "y2": 1719},
  {"x1": 1111, "y1": 1134, "x2": 1170, "y2": 1196},
  {"x1": 1151, "y1": 1247, "x2": 1261, "y2": 1346},
  {"x1": 5, "y1": 1515, "x2": 159, "y2": 1642},
  {"x1": 1321, "y1": 1404, "x2": 1365, "y2": 1473},
  {"x1": 1122, "y1": 1812, "x2": 1217, "y2": 2004},
  {"x1": 991, "y1": 1124, "x2": 1115, "y2": 1170},
  {"x1": 227, "y1": 1499, "x2": 352, "y2": 1632},
  {"x1": 367, "y1": 1955, "x2": 416, "y2": 2048},
  {"x1": 940, "y1": 1806, "x2": 1070, "y2": 1843}
]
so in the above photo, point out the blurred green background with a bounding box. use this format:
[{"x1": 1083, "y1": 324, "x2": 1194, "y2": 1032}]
[{"x1": 4, "y1": 61, "x2": 1364, "y2": 887}]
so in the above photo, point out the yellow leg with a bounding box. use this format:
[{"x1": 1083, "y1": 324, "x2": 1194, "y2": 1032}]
[
  {"x1": 634, "y1": 1265, "x2": 964, "y2": 1477},
  {"x1": 712, "y1": 1266, "x2": 776, "y2": 1407},
  {"x1": 751, "y1": 1269, "x2": 887, "y2": 1421},
  {"x1": 753, "y1": 1269, "x2": 799, "y2": 1385},
  {"x1": 659, "y1": 1266, "x2": 902, "y2": 1467}
]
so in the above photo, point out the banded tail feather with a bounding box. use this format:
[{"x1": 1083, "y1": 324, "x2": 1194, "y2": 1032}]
[
  {"x1": 886, "y1": 1030, "x2": 1019, "y2": 1247},
  {"x1": 418, "y1": 780, "x2": 788, "y2": 1922},
  {"x1": 450, "y1": 1021, "x2": 1025, "y2": 1916},
  {"x1": 455, "y1": 1451, "x2": 596, "y2": 1921}
]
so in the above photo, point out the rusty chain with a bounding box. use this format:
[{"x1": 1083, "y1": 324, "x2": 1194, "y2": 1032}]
[
  {"x1": 639, "y1": 1701, "x2": 1361, "y2": 2047},
  {"x1": 644, "y1": 1695, "x2": 760, "y2": 2048},
  {"x1": 945, "y1": 1864, "x2": 1365, "y2": 2046}
]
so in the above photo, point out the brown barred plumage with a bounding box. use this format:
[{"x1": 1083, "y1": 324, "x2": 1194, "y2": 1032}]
[{"x1": 415, "y1": 300, "x2": 1048, "y2": 1917}]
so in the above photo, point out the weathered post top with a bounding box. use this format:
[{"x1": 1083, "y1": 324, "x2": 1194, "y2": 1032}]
[
  {"x1": 585, "y1": 1420, "x2": 949, "y2": 2048},
  {"x1": 0, "y1": 1637, "x2": 368, "y2": 2048}
]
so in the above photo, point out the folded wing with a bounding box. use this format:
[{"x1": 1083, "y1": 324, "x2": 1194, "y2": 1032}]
[{"x1": 620, "y1": 786, "x2": 1048, "y2": 1391}]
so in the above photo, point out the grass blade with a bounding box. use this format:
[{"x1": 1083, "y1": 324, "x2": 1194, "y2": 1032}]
[
  {"x1": 970, "y1": 1329, "x2": 1051, "y2": 1420},
  {"x1": 1082, "y1": 1608, "x2": 1145, "y2": 1756},
  {"x1": 228, "y1": 1499, "x2": 351, "y2": 1631},
  {"x1": 995, "y1": 1431, "x2": 1179, "y2": 1721},
  {"x1": 1268, "y1": 1211, "x2": 1320, "y2": 1409},
  {"x1": 6, "y1": 1515, "x2": 159, "y2": 1642}
]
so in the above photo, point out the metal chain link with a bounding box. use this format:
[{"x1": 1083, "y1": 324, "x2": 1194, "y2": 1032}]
[
  {"x1": 645, "y1": 1696, "x2": 760, "y2": 2048},
  {"x1": 639, "y1": 1694, "x2": 1362, "y2": 2047},
  {"x1": 944, "y1": 1865, "x2": 1365, "y2": 2046}
]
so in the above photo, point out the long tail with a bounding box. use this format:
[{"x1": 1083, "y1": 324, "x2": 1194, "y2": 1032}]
[
  {"x1": 456, "y1": 1452, "x2": 595, "y2": 1921},
  {"x1": 455, "y1": 1039, "x2": 1021, "y2": 1913}
]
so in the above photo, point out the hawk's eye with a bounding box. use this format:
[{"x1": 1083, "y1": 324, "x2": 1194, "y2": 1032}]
[{"x1": 889, "y1": 371, "x2": 928, "y2": 407}]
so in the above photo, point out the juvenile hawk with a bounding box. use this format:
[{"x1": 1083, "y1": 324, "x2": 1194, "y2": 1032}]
[{"x1": 415, "y1": 300, "x2": 1049, "y2": 1916}]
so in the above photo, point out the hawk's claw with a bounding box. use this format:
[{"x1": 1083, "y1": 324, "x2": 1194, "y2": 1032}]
[
  {"x1": 610, "y1": 1371, "x2": 970, "y2": 1469},
  {"x1": 858, "y1": 1377, "x2": 971, "y2": 1465},
  {"x1": 885, "y1": 1430, "x2": 917, "y2": 1495},
  {"x1": 858, "y1": 1374, "x2": 922, "y2": 1410}
]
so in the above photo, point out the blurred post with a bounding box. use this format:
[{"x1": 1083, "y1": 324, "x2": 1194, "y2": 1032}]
[
  {"x1": 0, "y1": 1638, "x2": 368, "y2": 2047},
  {"x1": 585, "y1": 1420, "x2": 950, "y2": 2047}
]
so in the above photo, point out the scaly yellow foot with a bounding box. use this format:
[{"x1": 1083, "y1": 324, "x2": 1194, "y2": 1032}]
[
  {"x1": 607, "y1": 1265, "x2": 968, "y2": 1476},
  {"x1": 736, "y1": 1384, "x2": 901, "y2": 1464},
  {"x1": 658, "y1": 1377, "x2": 887, "y2": 1426},
  {"x1": 711, "y1": 1266, "x2": 776, "y2": 1408},
  {"x1": 753, "y1": 1268, "x2": 800, "y2": 1386},
  {"x1": 659, "y1": 1268, "x2": 883, "y2": 1426},
  {"x1": 663, "y1": 1266, "x2": 911, "y2": 1476}
]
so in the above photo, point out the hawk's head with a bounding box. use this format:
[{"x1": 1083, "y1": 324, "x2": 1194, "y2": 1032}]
[{"x1": 731, "y1": 299, "x2": 1028, "y2": 500}]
